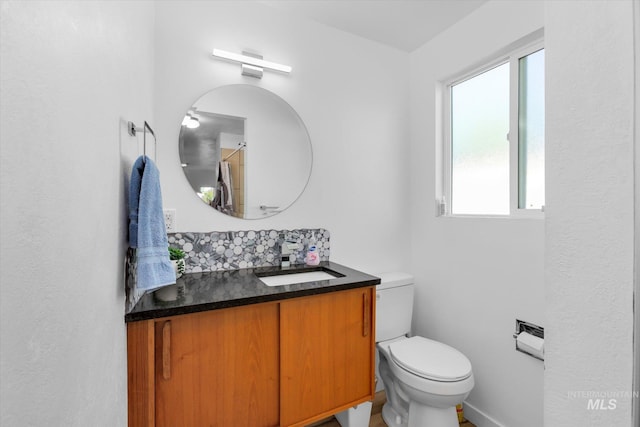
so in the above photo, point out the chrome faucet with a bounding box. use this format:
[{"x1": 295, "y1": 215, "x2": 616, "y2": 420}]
[{"x1": 278, "y1": 234, "x2": 300, "y2": 267}]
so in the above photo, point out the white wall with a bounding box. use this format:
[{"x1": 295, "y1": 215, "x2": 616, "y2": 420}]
[
  {"x1": 408, "y1": 2, "x2": 545, "y2": 426},
  {"x1": 545, "y1": 1, "x2": 636, "y2": 425},
  {"x1": 0, "y1": 1, "x2": 154, "y2": 425},
  {"x1": 635, "y1": 2, "x2": 640, "y2": 423},
  {"x1": 153, "y1": 0, "x2": 411, "y2": 273}
]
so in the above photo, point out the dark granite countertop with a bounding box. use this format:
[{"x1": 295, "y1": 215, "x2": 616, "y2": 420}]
[{"x1": 125, "y1": 261, "x2": 380, "y2": 322}]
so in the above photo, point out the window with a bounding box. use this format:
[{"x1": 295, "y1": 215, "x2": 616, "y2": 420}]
[{"x1": 442, "y1": 43, "x2": 544, "y2": 216}]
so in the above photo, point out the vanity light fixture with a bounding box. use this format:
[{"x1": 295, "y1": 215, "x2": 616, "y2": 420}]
[{"x1": 212, "y1": 48, "x2": 292, "y2": 79}]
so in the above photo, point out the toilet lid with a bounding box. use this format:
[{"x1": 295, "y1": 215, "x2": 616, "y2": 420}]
[{"x1": 389, "y1": 336, "x2": 472, "y2": 382}]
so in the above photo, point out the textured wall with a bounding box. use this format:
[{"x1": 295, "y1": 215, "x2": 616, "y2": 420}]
[
  {"x1": 635, "y1": 2, "x2": 640, "y2": 422},
  {"x1": 545, "y1": 1, "x2": 636, "y2": 425},
  {"x1": 0, "y1": 1, "x2": 154, "y2": 425}
]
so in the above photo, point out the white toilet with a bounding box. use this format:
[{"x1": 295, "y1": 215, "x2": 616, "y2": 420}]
[{"x1": 375, "y1": 272, "x2": 474, "y2": 427}]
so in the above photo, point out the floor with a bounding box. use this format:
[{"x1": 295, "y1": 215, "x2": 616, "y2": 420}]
[{"x1": 312, "y1": 391, "x2": 476, "y2": 427}]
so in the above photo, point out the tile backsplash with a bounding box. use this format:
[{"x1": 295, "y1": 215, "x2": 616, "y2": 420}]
[
  {"x1": 168, "y1": 228, "x2": 330, "y2": 273},
  {"x1": 126, "y1": 228, "x2": 330, "y2": 312}
]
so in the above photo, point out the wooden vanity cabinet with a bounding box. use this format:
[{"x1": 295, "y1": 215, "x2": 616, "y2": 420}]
[
  {"x1": 127, "y1": 286, "x2": 375, "y2": 427},
  {"x1": 127, "y1": 302, "x2": 280, "y2": 427},
  {"x1": 280, "y1": 287, "x2": 376, "y2": 427}
]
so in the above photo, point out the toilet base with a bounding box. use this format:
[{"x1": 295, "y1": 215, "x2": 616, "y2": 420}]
[
  {"x1": 381, "y1": 402, "x2": 406, "y2": 427},
  {"x1": 407, "y1": 402, "x2": 458, "y2": 427},
  {"x1": 381, "y1": 400, "x2": 459, "y2": 427}
]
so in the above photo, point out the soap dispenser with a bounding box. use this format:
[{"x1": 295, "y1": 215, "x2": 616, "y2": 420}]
[{"x1": 306, "y1": 233, "x2": 320, "y2": 266}]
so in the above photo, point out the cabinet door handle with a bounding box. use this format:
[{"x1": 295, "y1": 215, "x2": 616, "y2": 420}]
[
  {"x1": 363, "y1": 291, "x2": 370, "y2": 337},
  {"x1": 162, "y1": 320, "x2": 171, "y2": 380}
]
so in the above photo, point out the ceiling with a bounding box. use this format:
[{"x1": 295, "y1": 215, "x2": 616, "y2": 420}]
[{"x1": 260, "y1": 0, "x2": 488, "y2": 52}]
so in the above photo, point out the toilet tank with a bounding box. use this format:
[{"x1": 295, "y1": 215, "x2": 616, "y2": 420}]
[{"x1": 375, "y1": 272, "x2": 414, "y2": 342}]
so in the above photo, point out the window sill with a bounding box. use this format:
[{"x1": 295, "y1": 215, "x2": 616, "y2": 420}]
[{"x1": 439, "y1": 211, "x2": 545, "y2": 220}]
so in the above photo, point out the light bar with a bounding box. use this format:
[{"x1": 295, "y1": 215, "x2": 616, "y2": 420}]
[{"x1": 212, "y1": 49, "x2": 292, "y2": 74}]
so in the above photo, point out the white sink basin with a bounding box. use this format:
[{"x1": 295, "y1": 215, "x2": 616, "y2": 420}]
[{"x1": 258, "y1": 270, "x2": 339, "y2": 287}]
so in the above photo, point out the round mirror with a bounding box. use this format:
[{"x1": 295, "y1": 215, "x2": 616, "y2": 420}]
[{"x1": 179, "y1": 85, "x2": 312, "y2": 219}]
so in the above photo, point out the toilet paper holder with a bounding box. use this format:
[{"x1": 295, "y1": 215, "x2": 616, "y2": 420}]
[{"x1": 513, "y1": 319, "x2": 544, "y2": 361}]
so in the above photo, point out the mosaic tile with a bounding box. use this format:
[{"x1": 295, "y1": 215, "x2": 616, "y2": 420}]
[{"x1": 167, "y1": 228, "x2": 330, "y2": 273}]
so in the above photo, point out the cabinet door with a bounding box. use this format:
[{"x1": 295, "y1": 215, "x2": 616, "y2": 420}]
[
  {"x1": 280, "y1": 287, "x2": 375, "y2": 426},
  {"x1": 154, "y1": 303, "x2": 280, "y2": 427}
]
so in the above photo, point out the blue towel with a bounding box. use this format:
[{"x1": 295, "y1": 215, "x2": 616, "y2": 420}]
[{"x1": 129, "y1": 155, "x2": 175, "y2": 292}]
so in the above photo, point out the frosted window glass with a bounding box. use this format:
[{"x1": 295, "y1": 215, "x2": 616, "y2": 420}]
[
  {"x1": 518, "y1": 49, "x2": 545, "y2": 209},
  {"x1": 451, "y1": 63, "x2": 510, "y2": 215}
]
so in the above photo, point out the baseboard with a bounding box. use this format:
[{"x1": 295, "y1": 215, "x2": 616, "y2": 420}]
[{"x1": 462, "y1": 401, "x2": 506, "y2": 427}]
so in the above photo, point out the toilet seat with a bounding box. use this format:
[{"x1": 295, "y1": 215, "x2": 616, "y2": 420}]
[{"x1": 388, "y1": 336, "x2": 472, "y2": 382}]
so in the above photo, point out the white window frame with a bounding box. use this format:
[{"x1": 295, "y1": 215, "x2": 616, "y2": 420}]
[{"x1": 440, "y1": 40, "x2": 545, "y2": 219}]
